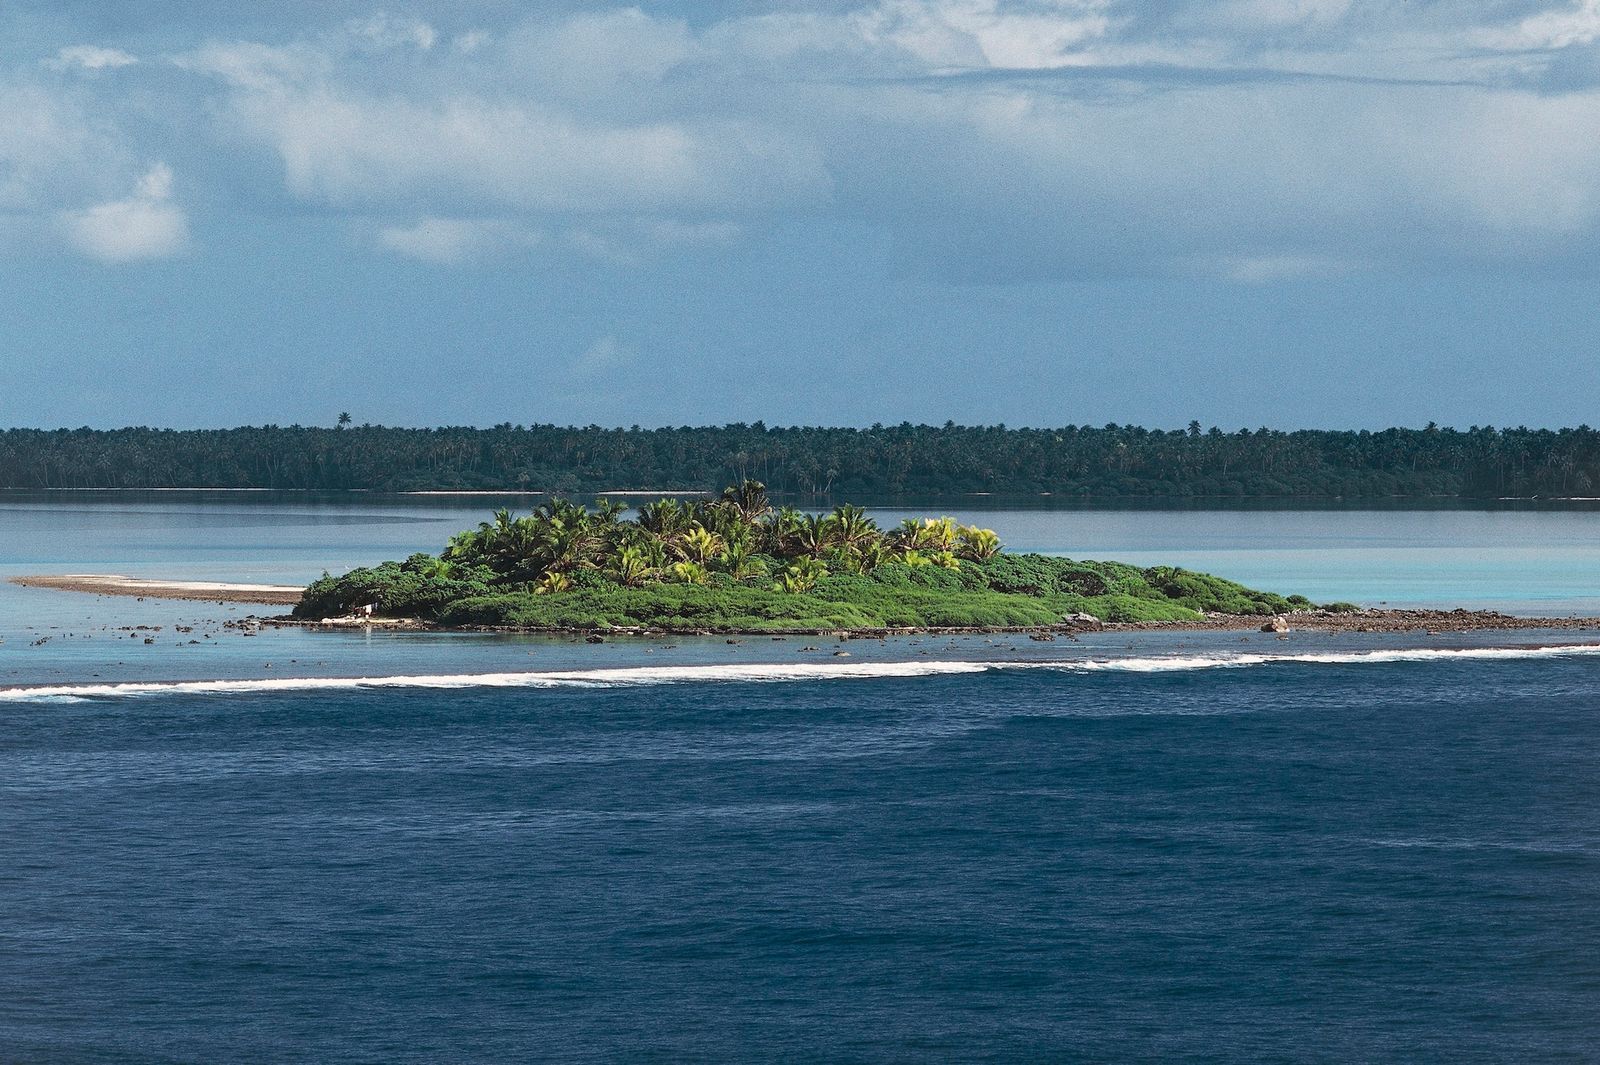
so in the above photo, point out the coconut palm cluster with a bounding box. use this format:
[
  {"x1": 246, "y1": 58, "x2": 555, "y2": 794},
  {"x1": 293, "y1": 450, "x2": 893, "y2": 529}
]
[{"x1": 439, "y1": 481, "x2": 1002, "y2": 594}]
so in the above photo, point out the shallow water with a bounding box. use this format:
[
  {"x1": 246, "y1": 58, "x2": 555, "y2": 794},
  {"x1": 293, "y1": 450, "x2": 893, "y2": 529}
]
[{"x1": 3, "y1": 496, "x2": 1599, "y2": 1061}]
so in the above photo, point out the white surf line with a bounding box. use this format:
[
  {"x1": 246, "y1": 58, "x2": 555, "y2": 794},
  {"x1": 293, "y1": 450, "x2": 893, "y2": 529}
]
[
  {"x1": 1061, "y1": 644, "x2": 1600, "y2": 673},
  {"x1": 3, "y1": 644, "x2": 1600, "y2": 702},
  {"x1": 0, "y1": 660, "x2": 995, "y2": 701}
]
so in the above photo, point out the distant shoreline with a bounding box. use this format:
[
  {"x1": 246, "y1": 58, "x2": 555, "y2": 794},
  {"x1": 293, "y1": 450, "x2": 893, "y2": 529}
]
[
  {"x1": 5, "y1": 422, "x2": 1599, "y2": 502},
  {"x1": 10, "y1": 488, "x2": 1600, "y2": 508}
]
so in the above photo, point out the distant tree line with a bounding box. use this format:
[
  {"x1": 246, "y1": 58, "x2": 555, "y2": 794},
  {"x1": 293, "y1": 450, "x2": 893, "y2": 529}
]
[{"x1": 3, "y1": 421, "x2": 1599, "y2": 499}]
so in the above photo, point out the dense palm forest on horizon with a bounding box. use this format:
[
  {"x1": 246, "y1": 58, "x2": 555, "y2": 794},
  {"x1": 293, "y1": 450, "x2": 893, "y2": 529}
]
[{"x1": 3, "y1": 422, "x2": 1599, "y2": 499}]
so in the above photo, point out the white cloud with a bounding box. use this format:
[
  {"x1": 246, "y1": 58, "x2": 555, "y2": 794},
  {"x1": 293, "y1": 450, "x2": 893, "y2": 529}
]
[
  {"x1": 378, "y1": 217, "x2": 487, "y2": 263},
  {"x1": 378, "y1": 216, "x2": 537, "y2": 263},
  {"x1": 0, "y1": 75, "x2": 171, "y2": 263},
  {"x1": 179, "y1": 15, "x2": 830, "y2": 225},
  {"x1": 212, "y1": 78, "x2": 827, "y2": 214},
  {"x1": 26, "y1": 1, "x2": 1600, "y2": 278},
  {"x1": 1206, "y1": 0, "x2": 1352, "y2": 31},
  {"x1": 377, "y1": 214, "x2": 742, "y2": 266},
  {"x1": 1491, "y1": 0, "x2": 1600, "y2": 49},
  {"x1": 61, "y1": 163, "x2": 189, "y2": 262},
  {"x1": 176, "y1": 40, "x2": 332, "y2": 92},
  {"x1": 501, "y1": 9, "x2": 697, "y2": 94},
  {"x1": 854, "y1": 0, "x2": 1117, "y2": 69},
  {"x1": 50, "y1": 45, "x2": 138, "y2": 71},
  {"x1": 345, "y1": 14, "x2": 437, "y2": 52},
  {"x1": 164, "y1": 5, "x2": 1600, "y2": 278},
  {"x1": 0, "y1": 81, "x2": 107, "y2": 210}
]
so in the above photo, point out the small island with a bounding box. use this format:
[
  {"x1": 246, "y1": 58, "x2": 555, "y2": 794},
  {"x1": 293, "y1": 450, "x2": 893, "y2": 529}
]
[{"x1": 295, "y1": 482, "x2": 1329, "y2": 633}]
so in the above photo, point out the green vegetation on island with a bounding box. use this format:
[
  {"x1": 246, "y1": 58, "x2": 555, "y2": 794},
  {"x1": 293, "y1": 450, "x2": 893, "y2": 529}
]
[
  {"x1": 294, "y1": 483, "x2": 1315, "y2": 632},
  {"x1": 7, "y1": 421, "x2": 1600, "y2": 498}
]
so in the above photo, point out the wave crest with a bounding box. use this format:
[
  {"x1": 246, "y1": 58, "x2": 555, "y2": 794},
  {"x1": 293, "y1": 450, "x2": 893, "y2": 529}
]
[{"x1": 4, "y1": 644, "x2": 1599, "y2": 702}]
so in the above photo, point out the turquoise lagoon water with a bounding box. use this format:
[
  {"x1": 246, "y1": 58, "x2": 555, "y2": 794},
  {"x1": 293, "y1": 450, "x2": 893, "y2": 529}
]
[
  {"x1": 3, "y1": 493, "x2": 1599, "y2": 690},
  {"x1": 4, "y1": 494, "x2": 1599, "y2": 626},
  {"x1": 3, "y1": 494, "x2": 1600, "y2": 691}
]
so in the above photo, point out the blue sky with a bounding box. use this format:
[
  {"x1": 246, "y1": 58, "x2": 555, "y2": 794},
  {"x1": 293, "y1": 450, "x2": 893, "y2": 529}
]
[{"x1": 4, "y1": 0, "x2": 1600, "y2": 429}]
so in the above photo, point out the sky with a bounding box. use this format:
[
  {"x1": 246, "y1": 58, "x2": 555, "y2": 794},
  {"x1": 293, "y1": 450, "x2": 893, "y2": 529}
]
[{"x1": 3, "y1": 0, "x2": 1600, "y2": 430}]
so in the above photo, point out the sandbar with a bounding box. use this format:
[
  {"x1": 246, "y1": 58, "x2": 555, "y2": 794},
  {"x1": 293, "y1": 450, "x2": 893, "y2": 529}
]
[{"x1": 10, "y1": 574, "x2": 303, "y2": 605}]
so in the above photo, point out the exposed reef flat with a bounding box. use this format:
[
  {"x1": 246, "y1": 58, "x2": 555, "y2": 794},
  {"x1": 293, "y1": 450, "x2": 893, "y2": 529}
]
[{"x1": 1120, "y1": 608, "x2": 1600, "y2": 634}]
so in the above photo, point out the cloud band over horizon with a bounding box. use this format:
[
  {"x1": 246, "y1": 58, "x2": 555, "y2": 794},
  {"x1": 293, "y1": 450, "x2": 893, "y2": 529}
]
[{"x1": 2, "y1": 1, "x2": 1600, "y2": 429}]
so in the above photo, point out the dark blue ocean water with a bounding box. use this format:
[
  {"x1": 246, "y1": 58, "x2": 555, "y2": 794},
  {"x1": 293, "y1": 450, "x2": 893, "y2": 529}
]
[{"x1": 4, "y1": 656, "x2": 1598, "y2": 1063}]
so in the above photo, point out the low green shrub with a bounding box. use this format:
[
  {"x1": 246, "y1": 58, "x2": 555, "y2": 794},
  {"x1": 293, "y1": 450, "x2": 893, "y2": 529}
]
[
  {"x1": 296, "y1": 553, "x2": 494, "y2": 619},
  {"x1": 430, "y1": 582, "x2": 1204, "y2": 630}
]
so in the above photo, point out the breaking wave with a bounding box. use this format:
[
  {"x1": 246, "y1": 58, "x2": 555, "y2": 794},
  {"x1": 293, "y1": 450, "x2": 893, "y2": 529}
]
[{"x1": 4, "y1": 643, "x2": 1600, "y2": 702}]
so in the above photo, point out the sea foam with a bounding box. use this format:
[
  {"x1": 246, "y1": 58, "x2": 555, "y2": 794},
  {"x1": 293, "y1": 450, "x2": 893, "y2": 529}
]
[{"x1": 4, "y1": 643, "x2": 1600, "y2": 702}]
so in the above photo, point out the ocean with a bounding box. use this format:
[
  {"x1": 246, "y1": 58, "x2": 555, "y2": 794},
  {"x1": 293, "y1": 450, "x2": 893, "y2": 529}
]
[{"x1": 2, "y1": 495, "x2": 1599, "y2": 1061}]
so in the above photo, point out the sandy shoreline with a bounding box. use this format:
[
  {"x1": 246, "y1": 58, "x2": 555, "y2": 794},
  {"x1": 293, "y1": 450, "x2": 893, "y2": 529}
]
[{"x1": 9, "y1": 574, "x2": 304, "y2": 605}]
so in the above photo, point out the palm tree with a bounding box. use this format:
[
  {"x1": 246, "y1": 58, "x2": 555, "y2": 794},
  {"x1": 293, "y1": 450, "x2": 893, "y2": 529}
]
[
  {"x1": 776, "y1": 557, "x2": 827, "y2": 593},
  {"x1": 680, "y1": 524, "x2": 723, "y2": 565},
  {"x1": 417, "y1": 492, "x2": 1004, "y2": 602},
  {"x1": 893, "y1": 516, "x2": 957, "y2": 554},
  {"x1": 957, "y1": 526, "x2": 1001, "y2": 561},
  {"x1": 923, "y1": 517, "x2": 958, "y2": 552},
  {"x1": 478, "y1": 509, "x2": 543, "y2": 580},
  {"x1": 667, "y1": 561, "x2": 709, "y2": 585},
  {"x1": 535, "y1": 499, "x2": 580, "y2": 525},
  {"x1": 720, "y1": 479, "x2": 771, "y2": 522},
  {"x1": 719, "y1": 543, "x2": 768, "y2": 581},
  {"x1": 829, "y1": 504, "x2": 879, "y2": 551},
  {"x1": 720, "y1": 521, "x2": 755, "y2": 555},
  {"x1": 795, "y1": 513, "x2": 835, "y2": 558},
  {"x1": 536, "y1": 571, "x2": 572, "y2": 594},
  {"x1": 532, "y1": 504, "x2": 611, "y2": 575},
  {"x1": 637, "y1": 498, "x2": 691, "y2": 538},
  {"x1": 693, "y1": 497, "x2": 749, "y2": 542},
  {"x1": 610, "y1": 546, "x2": 654, "y2": 586},
  {"x1": 893, "y1": 517, "x2": 928, "y2": 552},
  {"x1": 829, "y1": 547, "x2": 866, "y2": 574},
  {"x1": 857, "y1": 539, "x2": 891, "y2": 572},
  {"x1": 443, "y1": 526, "x2": 490, "y2": 567},
  {"x1": 759, "y1": 506, "x2": 803, "y2": 556},
  {"x1": 411, "y1": 554, "x2": 455, "y2": 580}
]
